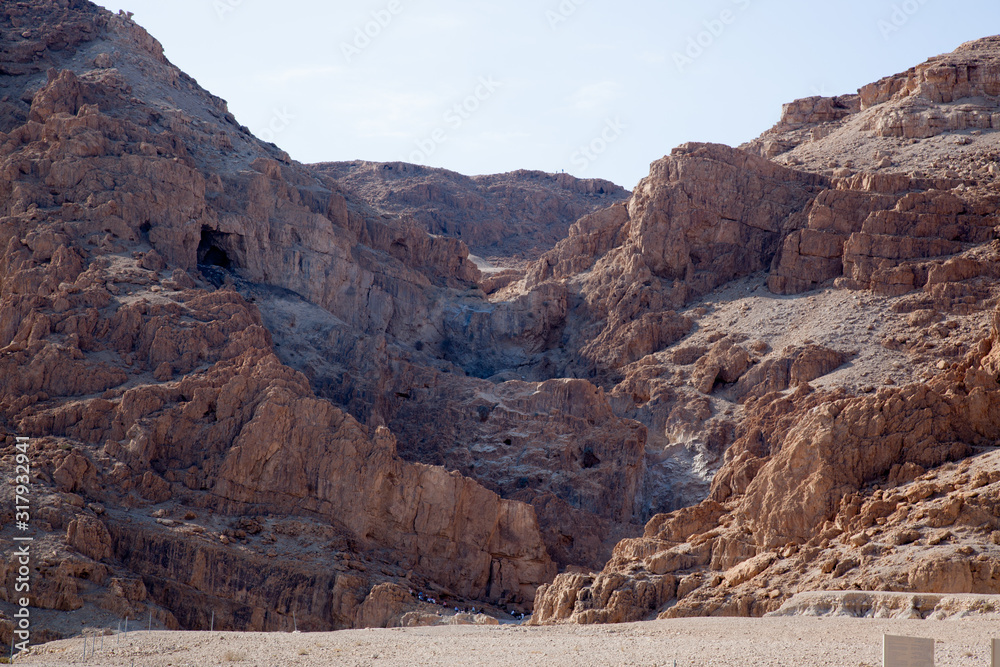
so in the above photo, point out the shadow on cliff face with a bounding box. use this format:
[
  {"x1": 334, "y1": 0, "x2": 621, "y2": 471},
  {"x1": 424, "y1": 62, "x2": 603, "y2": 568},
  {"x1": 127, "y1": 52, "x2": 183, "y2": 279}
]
[
  {"x1": 197, "y1": 228, "x2": 243, "y2": 286},
  {"x1": 197, "y1": 230, "x2": 232, "y2": 269},
  {"x1": 197, "y1": 228, "x2": 240, "y2": 268}
]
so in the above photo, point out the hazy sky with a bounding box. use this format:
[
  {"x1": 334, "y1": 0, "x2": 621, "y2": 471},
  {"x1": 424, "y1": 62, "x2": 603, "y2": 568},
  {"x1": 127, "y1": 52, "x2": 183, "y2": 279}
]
[{"x1": 93, "y1": 0, "x2": 1000, "y2": 188}]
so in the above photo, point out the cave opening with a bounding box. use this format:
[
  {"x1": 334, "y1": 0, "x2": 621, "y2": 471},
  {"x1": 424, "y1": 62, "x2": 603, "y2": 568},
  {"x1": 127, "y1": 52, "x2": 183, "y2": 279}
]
[
  {"x1": 197, "y1": 229, "x2": 234, "y2": 269},
  {"x1": 581, "y1": 447, "x2": 601, "y2": 469}
]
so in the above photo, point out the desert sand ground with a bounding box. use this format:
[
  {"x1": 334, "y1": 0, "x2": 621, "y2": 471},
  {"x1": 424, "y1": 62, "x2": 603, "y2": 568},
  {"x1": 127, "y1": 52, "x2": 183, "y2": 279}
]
[{"x1": 14, "y1": 616, "x2": 1000, "y2": 667}]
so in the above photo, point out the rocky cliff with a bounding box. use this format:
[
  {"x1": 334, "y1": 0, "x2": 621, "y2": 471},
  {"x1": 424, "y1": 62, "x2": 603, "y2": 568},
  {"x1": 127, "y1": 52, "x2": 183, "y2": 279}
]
[
  {"x1": 530, "y1": 36, "x2": 1000, "y2": 624},
  {"x1": 3, "y1": 0, "x2": 1000, "y2": 642},
  {"x1": 0, "y1": 0, "x2": 557, "y2": 638},
  {"x1": 312, "y1": 161, "x2": 629, "y2": 266}
]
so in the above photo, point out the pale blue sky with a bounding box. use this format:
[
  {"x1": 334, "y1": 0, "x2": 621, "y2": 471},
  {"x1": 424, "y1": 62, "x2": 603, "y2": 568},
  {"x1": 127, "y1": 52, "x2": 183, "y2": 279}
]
[{"x1": 94, "y1": 0, "x2": 999, "y2": 188}]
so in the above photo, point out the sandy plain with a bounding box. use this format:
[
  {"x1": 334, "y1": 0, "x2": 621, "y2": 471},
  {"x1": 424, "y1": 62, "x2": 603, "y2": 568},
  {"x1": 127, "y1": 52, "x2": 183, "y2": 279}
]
[{"x1": 14, "y1": 615, "x2": 1000, "y2": 666}]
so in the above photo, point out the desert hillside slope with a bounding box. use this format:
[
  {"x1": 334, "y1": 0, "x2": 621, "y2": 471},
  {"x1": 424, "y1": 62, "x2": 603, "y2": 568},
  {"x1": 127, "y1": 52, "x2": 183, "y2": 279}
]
[
  {"x1": 2, "y1": 0, "x2": 1000, "y2": 643},
  {"x1": 530, "y1": 35, "x2": 1000, "y2": 624},
  {"x1": 0, "y1": 0, "x2": 564, "y2": 639},
  {"x1": 311, "y1": 160, "x2": 629, "y2": 266}
]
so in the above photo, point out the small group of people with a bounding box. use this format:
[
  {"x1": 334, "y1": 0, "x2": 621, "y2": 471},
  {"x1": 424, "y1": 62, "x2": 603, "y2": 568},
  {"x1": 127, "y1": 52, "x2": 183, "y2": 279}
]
[
  {"x1": 410, "y1": 588, "x2": 448, "y2": 607},
  {"x1": 410, "y1": 588, "x2": 477, "y2": 613},
  {"x1": 407, "y1": 588, "x2": 527, "y2": 622}
]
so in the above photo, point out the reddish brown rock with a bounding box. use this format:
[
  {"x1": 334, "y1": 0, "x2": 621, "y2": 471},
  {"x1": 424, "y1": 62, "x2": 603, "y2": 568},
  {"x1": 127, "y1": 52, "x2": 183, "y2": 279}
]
[
  {"x1": 65, "y1": 516, "x2": 113, "y2": 561},
  {"x1": 312, "y1": 161, "x2": 629, "y2": 263},
  {"x1": 355, "y1": 583, "x2": 416, "y2": 629},
  {"x1": 6, "y1": 0, "x2": 1000, "y2": 640},
  {"x1": 532, "y1": 319, "x2": 1000, "y2": 624},
  {"x1": 690, "y1": 338, "x2": 753, "y2": 394},
  {"x1": 733, "y1": 344, "x2": 849, "y2": 402},
  {"x1": 0, "y1": 0, "x2": 558, "y2": 633}
]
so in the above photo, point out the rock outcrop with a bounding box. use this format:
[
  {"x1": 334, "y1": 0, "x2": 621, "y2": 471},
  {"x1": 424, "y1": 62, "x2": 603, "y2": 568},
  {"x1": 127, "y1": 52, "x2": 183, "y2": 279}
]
[
  {"x1": 0, "y1": 0, "x2": 554, "y2": 635},
  {"x1": 312, "y1": 161, "x2": 629, "y2": 264},
  {"x1": 4, "y1": 1, "x2": 1000, "y2": 641},
  {"x1": 533, "y1": 342, "x2": 1000, "y2": 622},
  {"x1": 768, "y1": 591, "x2": 1000, "y2": 619},
  {"x1": 529, "y1": 35, "x2": 1000, "y2": 625}
]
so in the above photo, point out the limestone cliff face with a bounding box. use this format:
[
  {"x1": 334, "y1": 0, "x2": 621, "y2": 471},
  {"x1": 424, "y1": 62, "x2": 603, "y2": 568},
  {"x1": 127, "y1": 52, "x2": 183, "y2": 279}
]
[
  {"x1": 0, "y1": 0, "x2": 553, "y2": 636},
  {"x1": 4, "y1": 0, "x2": 1000, "y2": 639},
  {"x1": 574, "y1": 143, "x2": 825, "y2": 369},
  {"x1": 531, "y1": 35, "x2": 1000, "y2": 625},
  {"x1": 533, "y1": 336, "x2": 1000, "y2": 623},
  {"x1": 331, "y1": 143, "x2": 834, "y2": 572},
  {"x1": 745, "y1": 36, "x2": 1000, "y2": 162},
  {"x1": 312, "y1": 161, "x2": 629, "y2": 263}
]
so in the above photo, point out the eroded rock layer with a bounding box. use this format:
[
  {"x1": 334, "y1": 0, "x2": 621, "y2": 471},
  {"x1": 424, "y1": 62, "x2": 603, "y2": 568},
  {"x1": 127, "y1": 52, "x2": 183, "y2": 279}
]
[
  {"x1": 0, "y1": 0, "x2": 556, "y2": 638},
  {"x1": 531, "y1": 36, "x2": 1000, "y2": 625},
  {"x1": 3, "y1": 0, "x2": 1000, "y2": 639},
  {"x1": 311, "y1": 161, "x2": 629, "y2": 265}
]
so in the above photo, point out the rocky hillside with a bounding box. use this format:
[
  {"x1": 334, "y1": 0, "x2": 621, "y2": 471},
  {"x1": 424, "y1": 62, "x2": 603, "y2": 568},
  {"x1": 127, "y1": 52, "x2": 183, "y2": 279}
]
[
  {"x1": 2, "y1": 0, "x2": 1000, "y2": 643},
  {"x1": 0, "y1": 0, "x2": 559, "y2": 638},
  {"x1": 531, "y1": 36, "x2": 1000, "y2": 624},
  {"x1": 312, "y1": 161, "x2": 629, "y2": 267}
]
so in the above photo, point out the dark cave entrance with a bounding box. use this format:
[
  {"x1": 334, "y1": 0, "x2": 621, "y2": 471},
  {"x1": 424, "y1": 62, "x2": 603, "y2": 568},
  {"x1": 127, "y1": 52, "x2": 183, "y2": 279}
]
[
  {"x1": 580, "y1": 447, "x2": 601, "y2": 469},
  {"x1": 197, "y1": 229, "x2": 235, "y2": 269}
]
